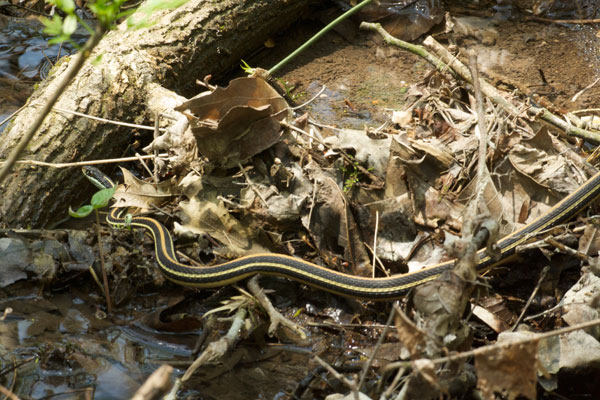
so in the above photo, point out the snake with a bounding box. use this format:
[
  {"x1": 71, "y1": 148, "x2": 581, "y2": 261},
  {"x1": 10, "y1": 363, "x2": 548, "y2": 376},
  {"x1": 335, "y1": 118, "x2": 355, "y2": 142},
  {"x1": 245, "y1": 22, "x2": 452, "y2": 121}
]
[{"x1": 83, "y1": 166, "x2": 600, "y2": 299}]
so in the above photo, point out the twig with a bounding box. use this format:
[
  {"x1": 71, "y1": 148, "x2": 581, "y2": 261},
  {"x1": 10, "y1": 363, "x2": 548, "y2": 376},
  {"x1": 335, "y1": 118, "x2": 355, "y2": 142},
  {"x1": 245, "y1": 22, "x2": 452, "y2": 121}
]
[
  {"x1": 135, "y1": 152, "x2": 158, "y2": 185},
  {"x1": 282, "y1": 121, "x2": 384, "y2": 187},
  {"x1": 238, "y1": 163, "x2": 268, "y2": 207},
  {"x1": 421, "y1": 35, "x2": 600, "y2": 143},
  {"x1": 359, "y1": 22, "x2": 458, "y2": 80},
  {"x1": 153, "y1": 112, "x2": 160, "y2": 183},
  {"x1": 314, "y1": 356, "x2": 360, "y2": 400},
  {"x1": 247, "y1": 276, "x2": 307, "y2": 339},
  {"x1": 131, "y1": 365, "x2": 173, "y2": 400},
  {"x1": 356, "y1": 305, "x2": 396, "y2": 392},
  {"x1": 571, "y1": 77, "x2": 600, "y2": 103},
  {"x1": 0, "y1": 24, "x2": 107, "y2": 184},
  {"x1": 0, "y1": 154, "x2": 167, "y2": 168},
  {"x1": 50, "y1": 105, "x2": 167, "y2": 132},
  {"x1": 0, "y1": 384, "x2": 19, "y2": 400},
  {"x1": 372, "y1": 210, "x2": 379, "y2": 278},
  {"x1": 511, "y1": 266, "x2": 550, "y2": 331},
  {"x1": 181, "y1": 307, "x2": 247, "y2": 382},
  {"x1": 0, "y1": 105, "x2": 25, "y2": 129},
  {"x1": 545, "y1": 237, "x2": 589, "y2": 261},
  {"x1": 383, "y1": 317, "x2": 600, "y2": 372},
  {"x1": 291, "y1": 85, "x2": 327, "y2": 110},
  {"x1": 468, "y1": 52, "x2": 490, "y2": 230},
  {"x1": 523, "y1": 15, "x2": 600, "y2": 24}
]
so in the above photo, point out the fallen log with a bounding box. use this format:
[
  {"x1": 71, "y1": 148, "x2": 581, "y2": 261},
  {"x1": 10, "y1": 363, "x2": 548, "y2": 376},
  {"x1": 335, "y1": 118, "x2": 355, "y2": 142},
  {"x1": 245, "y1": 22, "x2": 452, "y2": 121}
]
[{"x1": 0, "y1": 0, "x2": 315, "y2": 228}]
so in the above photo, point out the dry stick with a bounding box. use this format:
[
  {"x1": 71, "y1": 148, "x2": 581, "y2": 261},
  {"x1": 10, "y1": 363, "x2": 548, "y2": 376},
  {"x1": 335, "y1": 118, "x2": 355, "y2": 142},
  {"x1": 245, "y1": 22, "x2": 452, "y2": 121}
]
[
  {"x1": 383, "y1": 317, "x2": 600, "y2": 373},
  {"x1": 0, "y1": 154, "x2": 166, "y2": 168},
  {"x1": 359, "y1": 22, "x2": 458, "y2": 81},
  {"x1": 356, "y1": 306, "x2": 397, "y2": 393},
  {"x1": 131, "y1": 365, "x2": 173, "y2": 400},
  {"x1": 0, "y1": 24, "x2": 107, "y2": 184},
  {"x1": 282, "y1": 121, "x2": 384, "y2": 188},
  {"x1": 153, "y1": 112, "x2": 160, "y2": 183},
  {"x1": 247, "y1": 276, "x2": 307, "y2": 339},
  {"x1": 0, "y1": 105, "x2": 25, "y2": 129},
  {"x1": 181, "y1": 307, "x2": 247, "y2": 382},
  {"x1": 420, "y1": 35, "x2": 600, "y2": 143},
  {"x1": 313, "y1": 356, "x2": 360, "y2": 400},
  {"x1": 0, "y1": 385, "x2": 19, "y2": 400},
  {"x1": 545, "y1": 236, "x2": 589, "y2": 261},
  {"x1": 372, "y1": 210, "x2": 379, "y2": 278},
  {"x1": 468, "y1": 53, "x2": 490, "y2": 229},
  {"x1": 511, "y1": 266, "x2": 550, "y2": 332},
  {"x1": 50, "y1": 105, "x2": 166, "y2": 132},
  {"x1": 523, "y1": 15, "x2": 600, "y2": 24}
]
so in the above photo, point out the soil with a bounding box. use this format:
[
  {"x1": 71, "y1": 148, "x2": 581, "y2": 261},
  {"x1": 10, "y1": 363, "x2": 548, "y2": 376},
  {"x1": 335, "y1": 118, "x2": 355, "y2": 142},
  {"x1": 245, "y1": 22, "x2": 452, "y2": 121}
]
[{"x1": 242, "y1": 2, "x2": 600, "y2": 129}]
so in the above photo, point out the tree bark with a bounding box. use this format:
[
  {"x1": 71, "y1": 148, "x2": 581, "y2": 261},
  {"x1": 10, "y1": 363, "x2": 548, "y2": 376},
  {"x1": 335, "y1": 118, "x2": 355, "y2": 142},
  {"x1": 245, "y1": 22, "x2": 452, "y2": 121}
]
[{"x1": 0, "y1": 0, "x2": 315, "y2": 228}]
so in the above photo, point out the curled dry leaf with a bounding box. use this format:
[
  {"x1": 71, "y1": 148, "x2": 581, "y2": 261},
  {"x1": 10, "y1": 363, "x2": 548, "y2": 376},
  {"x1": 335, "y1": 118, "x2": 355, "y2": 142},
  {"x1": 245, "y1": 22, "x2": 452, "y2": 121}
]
[
  {"x1": 394, "y1": 304, "x2": 427, "y2": 359},
  {"x1": 174, "y1": 77, "x2": 290, "y2": 168},
  {"x1": 112, "y1": 168, "x2": 178, "y2": 211}
]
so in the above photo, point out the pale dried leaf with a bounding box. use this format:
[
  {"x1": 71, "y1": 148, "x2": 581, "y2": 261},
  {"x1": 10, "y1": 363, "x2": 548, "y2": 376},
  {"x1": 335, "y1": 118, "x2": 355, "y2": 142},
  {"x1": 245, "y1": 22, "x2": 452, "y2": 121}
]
[
  {"x1": 324, "y1": 128, "x2": 391, "y2": 176},
  {"x1": 475, "y1": 339, "x2": 538, "y2": 400},
  {"x1": 112, "y1": 168, "x2": 177, "y2": 211},
  {"x1": 176, "y1": 197, "x2": 270, "y2": 257}
]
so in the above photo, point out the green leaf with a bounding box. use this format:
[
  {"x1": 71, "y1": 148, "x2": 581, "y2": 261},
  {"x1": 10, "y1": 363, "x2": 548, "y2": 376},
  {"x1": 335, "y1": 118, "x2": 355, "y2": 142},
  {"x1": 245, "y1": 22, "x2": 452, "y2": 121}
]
[
  {"x1": 47, "y1": 0, "x2": 76, "y2": 14},
  {"x1": 63, "y1": 14, "x2": 78, "y2": 35},
  {"x1": 69, "y1": 205, "x2": 93, "y2": 218},
  {"x1": 40, "y1": 15, "x2": 64, "y2": 37},
  {"x1": 91, "y1": 187, "x2": 116, "y2": 209},
  {"x1": 127, "y1": 0, "x2": 190, "y2": 29}
]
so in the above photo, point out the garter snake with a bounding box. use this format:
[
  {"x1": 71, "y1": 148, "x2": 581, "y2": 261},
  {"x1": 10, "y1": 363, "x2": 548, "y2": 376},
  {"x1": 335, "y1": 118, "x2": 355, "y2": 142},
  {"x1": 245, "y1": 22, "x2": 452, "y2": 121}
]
[{"x1": 83, "y1": 166, "x2": 600, "y2": 300}]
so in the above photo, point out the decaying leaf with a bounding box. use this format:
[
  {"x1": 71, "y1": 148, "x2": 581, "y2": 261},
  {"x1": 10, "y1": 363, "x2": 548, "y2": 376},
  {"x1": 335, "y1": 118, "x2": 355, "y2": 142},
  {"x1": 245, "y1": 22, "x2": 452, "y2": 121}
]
[
  {"x1": 112, "y1": 168, "x2": 178, "y2": 211},
  {"x1": 394, "y1": 304, "x2": 427, "y2": 358},
  {"x1": 302, "y1": 161, "x2": 371, "y2": 274},
  {"x1": 0, "y1": 237, "x2": 30, "y2": 287},
  {"x1": 324, "y1": 128, "x2": 391, "y2": 176},
  {"x1": 176, "y1": 195, "x2": 271, "y2": 258},
  {"x1": 174, "y1": 77, "x2": 290, "y2": 168},
  {"x1": 476, "y1": 336, "x2": 538, "y2": 400}
]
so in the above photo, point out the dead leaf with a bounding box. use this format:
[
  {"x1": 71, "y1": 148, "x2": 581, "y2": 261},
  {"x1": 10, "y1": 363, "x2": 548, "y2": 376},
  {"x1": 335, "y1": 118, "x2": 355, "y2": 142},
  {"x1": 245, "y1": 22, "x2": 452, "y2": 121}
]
[
  {"x1": 175, "y1": 77, "x2": 289, "y2": 168},
  {"x1": 394, "y1": 304, "x2": 427, "y2": 358},
  {"x1": 302, "y1": 162, "x2": 371, "y2": 274},
  {"x1": 475, "y1": 339, "x2": 538, "y2": 400},
  {"x1": 323, "y1": 128, "x2": 391, "y2": 177},
  {"x1": 176, "y1": 196, "x2": 271, "y2": 258},
  {"x1": 112, "y1": 168, "x2": 177, "y2": 211}
]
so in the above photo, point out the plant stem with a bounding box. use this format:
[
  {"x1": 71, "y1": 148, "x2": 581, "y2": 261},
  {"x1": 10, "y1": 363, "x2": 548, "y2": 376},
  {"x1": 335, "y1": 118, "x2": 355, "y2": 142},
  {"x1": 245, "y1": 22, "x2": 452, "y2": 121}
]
[
  {"x1": 0, "y1": 24, "x2": 107, "y2": 184},
  {"x1": 268, "y1": 0, "x2": 372, "y2": 76}
]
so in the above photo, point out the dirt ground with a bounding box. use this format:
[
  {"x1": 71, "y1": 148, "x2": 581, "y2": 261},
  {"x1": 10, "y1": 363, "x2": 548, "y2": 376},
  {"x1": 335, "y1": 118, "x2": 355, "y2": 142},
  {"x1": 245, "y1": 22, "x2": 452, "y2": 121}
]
[{"x1": 245, "y1": 1, "x2": 600, "y2": 129}]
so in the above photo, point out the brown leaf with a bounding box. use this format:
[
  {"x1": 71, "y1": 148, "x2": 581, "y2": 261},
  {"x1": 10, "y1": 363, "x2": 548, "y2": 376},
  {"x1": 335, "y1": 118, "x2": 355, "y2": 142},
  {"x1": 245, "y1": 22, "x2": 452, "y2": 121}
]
[
  {"x1": 475, "y1": 340, "x2": 538, "y2": 400},
  {"x1": 175, "y1": 77, "x2": 289, "y2": 167},
  {"x1": 112, "y1": 168, "x2": 177, "y2": 211},
  {"x1": 394, "y1": 304, "x2": 426, "y2": 358}
]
